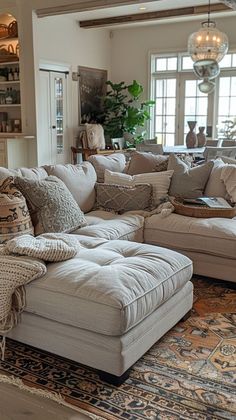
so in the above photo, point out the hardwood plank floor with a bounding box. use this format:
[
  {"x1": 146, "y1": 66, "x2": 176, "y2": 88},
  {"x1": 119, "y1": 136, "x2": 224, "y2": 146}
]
[{"x1": 0, "y1": 383, "x2": 91, "y2": 420}]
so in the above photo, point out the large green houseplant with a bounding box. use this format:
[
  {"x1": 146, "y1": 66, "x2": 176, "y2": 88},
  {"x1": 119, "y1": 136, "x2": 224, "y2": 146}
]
[{"x1": 102, "y1": 80, "x2": 154, "y2": 147}]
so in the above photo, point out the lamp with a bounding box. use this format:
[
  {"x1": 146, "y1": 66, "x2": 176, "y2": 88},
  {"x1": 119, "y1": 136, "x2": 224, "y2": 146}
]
[
  {"x1": 188, "y1": 0, "x2": 228, "y2": 94},
  {"x1": 188, "y1": 0, "x2": 228, "y2": 63},
  {"x1": 193, "y1": 59, "x2": 220, "y2": 79}
]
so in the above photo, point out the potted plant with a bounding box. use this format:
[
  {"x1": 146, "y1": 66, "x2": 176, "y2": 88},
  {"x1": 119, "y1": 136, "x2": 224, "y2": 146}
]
[{"x1": 102, "y1": 80, "x2": 154, "y2": 148}]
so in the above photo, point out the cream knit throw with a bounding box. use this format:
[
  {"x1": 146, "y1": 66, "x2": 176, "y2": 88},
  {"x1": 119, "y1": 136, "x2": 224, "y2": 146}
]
[{"x1": 0, "y1": 233, "x2": 81, "y2": 359}]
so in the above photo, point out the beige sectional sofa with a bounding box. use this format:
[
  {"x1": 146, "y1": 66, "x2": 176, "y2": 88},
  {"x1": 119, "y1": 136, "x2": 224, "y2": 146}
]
[{"x1": 0, "y1": 158, "x2": 235, "y2": 383}]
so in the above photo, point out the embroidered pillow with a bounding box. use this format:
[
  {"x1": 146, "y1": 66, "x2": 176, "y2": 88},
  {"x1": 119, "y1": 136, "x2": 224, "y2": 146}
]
[
  {"x1": 0, "y1": 177, "x2": 34, "y2": 244},
  {"x1": 104, "y1": 169, "x2": 173, "y2": 207},
  {"x1": 95, "y1": 183, "x2": 152, "y2": 213},
  {"x1": 168, "y1": 154, "x2": 214, "y2": 198},
  {"x1": 14, "y1": 176, "x2": 87, "y2": 235}
]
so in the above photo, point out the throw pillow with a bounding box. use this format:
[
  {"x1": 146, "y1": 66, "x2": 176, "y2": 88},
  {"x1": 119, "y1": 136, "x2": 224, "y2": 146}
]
[
  {"x1": 127, "y1": 151, "x2": 169, "y2": 175},
  {"x1": 0, "y1": 177, "x2": 34, "y2": 244},
  {"x1": 220, "y1": 165, "x2": 236, "y2": 203},
  {"x1": 88, "y1": 153, "x2": 126, "y2": 183},
  {"x1": 14, "y1": 176, "x2": 87, "y2": 235},
  {"x1": 95, "y1": 183, "x2": 152, "y2": 213},
  {"x1": 85, "y1": 123, "x2": 105, "y2": 150},
  {"x1": 221, "y1": 156, "x2": 236, "y2": 165},
  {"x1": 204, "y1": 158, "x2": 228, "y2": 198},
  {"x1": 104, "y1": 169, "x2": 173, "y2": 207},
  {"x1": 167, "y1": 154, "x2": 214, "y2": 198},
  {"x1": 44, "y1": 162, "x2": 97, "y2": 213},
  {"x1": 0, "y1": 167, "x2": 48, "y2": 181}
]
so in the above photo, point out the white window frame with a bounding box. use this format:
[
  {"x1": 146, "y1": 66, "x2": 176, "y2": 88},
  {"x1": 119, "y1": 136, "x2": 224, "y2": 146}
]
[{"x1": 150, "y1": 51, "x2": 236, "y2": 145}]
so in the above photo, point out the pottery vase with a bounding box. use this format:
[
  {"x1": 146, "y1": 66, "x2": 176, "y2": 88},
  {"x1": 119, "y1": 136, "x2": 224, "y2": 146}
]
[
  {"x1": 197, "y1": 126, "x2": 206, "y2": 147},
  {"x1": 186, "y1": 121, "x2": 197, "y2": 148}
]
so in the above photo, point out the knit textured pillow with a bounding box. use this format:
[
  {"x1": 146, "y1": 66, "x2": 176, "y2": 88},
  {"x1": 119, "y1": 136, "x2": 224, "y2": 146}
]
[
  {"x1": 0, "y1": 177, "x2": 34, "y2": 244},
  {"x1": 95, "y1": 183, "x2": 152, "y2": 213},
  {"x1": 14, "y1": 176, "x2": 87, "y2": 235}
]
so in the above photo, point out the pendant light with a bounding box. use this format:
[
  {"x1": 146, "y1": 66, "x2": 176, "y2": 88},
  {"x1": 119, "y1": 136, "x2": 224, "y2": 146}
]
[{"x1": 188, "y1": 0, "x2": 228, "y2": 63}]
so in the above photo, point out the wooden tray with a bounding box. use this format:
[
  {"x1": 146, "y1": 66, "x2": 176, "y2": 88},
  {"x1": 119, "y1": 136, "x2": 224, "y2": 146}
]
[{"x1": 171, "y1": 198, "x2": 236, "y2": 218}]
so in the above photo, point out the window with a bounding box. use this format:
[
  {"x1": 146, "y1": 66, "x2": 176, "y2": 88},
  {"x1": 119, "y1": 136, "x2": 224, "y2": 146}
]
[{"x1": 150, "y1": 52, "x2": 236, "y2": 146}]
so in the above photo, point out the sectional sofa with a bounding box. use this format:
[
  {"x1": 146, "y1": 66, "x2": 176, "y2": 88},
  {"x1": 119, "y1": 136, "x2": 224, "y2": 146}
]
[{"x1": 0, "y1": 157, "x2": 235, "y2": 384}]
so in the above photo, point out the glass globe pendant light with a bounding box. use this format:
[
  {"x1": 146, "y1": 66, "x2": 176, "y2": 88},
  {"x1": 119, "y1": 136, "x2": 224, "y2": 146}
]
[
  {"x1": 188, "y1": 0, "x2": 228, "y2": 63},
  {"x1": 198, "y1": 78, "x2": 216, "y2": 94}
]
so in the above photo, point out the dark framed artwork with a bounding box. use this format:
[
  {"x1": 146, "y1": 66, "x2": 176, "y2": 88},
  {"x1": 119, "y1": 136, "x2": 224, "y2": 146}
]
[{"x1": 78, "y1": 66, "x2": 107, "y2": 124}]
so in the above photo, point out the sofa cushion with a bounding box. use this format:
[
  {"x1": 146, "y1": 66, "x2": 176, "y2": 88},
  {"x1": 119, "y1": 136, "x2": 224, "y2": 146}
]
[
  {"x1": 95, "y1": 182, "x2": 152, "y2": 213},
  {"x1": 221, "y1": 156, "x2": 236, "y2": 165},
  {"x1": 0, "y1": 166, "x2": 48, "y2": 180},
  {"x1": 204, "y1": 158, "x2": 227, "y2": 198},
  {"x1": 88, "y1": 153, "x2": 126, "y2": 183},
  {"x1": 77, "y1": 212, "x2": 144, "y2": 242},
  {"x1": 24, "y1": 239, "x2": 192, "y2": 336},
  {"x1": 0, "y1": 177, "x2": 33, "y2": 244},
  {"x1": 220, "y1": 164, "x2": 236, "y2": 203},
  {"x1": 144, "y1": 213, "x2": 236, "y2": 259},
  {"x1": 15, "y1": 176, "x2": 87, "y2": 235},
  {"x1": 104, "y1": 169, "x2": 173, "y2": 207},
  {"x1": 44, "y1": 162, "x2": 97, "y2": 213},
  {"x1": 168, "y1": 154, "x2": 213, "y2": 198},
  {"x1": 127, "y1": 151, "x2": 168, "y2": 175}
]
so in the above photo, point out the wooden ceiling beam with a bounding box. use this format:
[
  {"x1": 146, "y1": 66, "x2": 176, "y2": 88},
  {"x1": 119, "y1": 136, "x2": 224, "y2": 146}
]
[
  {"x1": 36, "y1": 0, "x2": 162, "y2": 18},
  {"x1": 79, "y1": 3, "x2": 231, "y2": 28}
]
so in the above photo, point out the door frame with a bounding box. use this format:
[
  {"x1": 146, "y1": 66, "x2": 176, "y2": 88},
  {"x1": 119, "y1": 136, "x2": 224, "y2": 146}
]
[{"x1": 37, "y1": 61, "x2": 72, "y2": 165}]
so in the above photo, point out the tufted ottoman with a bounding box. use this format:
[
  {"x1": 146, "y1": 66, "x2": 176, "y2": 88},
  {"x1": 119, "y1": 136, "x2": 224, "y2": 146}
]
[{"x1": 8, "y1": 236, "x2": 193, "y2": 384}]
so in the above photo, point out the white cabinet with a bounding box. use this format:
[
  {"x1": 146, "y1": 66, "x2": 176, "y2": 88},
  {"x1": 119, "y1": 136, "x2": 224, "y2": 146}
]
[{"x1": 0, "y1": 136, "x2": 34, "y2": 168}]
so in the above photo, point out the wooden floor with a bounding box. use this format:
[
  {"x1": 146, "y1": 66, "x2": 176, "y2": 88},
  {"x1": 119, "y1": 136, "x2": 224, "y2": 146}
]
[{"x1": 0, "y1": 383, "x2": 91, "y2": 420}]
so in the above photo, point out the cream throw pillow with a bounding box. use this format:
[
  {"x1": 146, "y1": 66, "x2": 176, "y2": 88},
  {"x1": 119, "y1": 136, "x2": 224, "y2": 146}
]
[
  {"x1": 88, "y1": 153, "x2": 126, "y2": 183},
  {"x1": 104, "y1": 169, "x2": 173, "y2": 206},
  {"x1": 204, "y1": 158, "x2": 227, "y2": 198},
  {"x1": 85, "y1": 124, "x2": 105, "y2": 150},
  {"x1": 220, "y1": 164, "x2": 236, "y2": 203}
]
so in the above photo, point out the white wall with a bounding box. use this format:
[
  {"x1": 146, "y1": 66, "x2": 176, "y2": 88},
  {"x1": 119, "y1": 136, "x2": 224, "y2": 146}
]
[
  {"x1": 34, "y1": 14, "x2": 111, "y2": 165},
  {"x1": 110, "y1": 15, "x2": 236, "y2": 94}
]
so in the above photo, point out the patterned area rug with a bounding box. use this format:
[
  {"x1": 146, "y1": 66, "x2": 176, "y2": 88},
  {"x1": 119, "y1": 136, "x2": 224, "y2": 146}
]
[{"x1": 0, "y1": 276, "x2": 236, "y2": 420}]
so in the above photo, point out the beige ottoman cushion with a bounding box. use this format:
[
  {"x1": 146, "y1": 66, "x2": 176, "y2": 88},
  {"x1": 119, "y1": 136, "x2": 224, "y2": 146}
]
[{"x1": 25, "y1": 239, "x2": 192, "y2": 336}]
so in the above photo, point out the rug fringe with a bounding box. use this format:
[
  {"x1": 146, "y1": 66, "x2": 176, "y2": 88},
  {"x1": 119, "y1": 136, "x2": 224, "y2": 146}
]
[{"x1": 0, "y1": 374, "x2": 105, "y2": 420}]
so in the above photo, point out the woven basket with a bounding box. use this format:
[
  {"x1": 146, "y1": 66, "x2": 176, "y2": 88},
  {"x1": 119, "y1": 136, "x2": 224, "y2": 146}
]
[{"x1": 171, "y1": 198, "x2": 236, "y2": 218}]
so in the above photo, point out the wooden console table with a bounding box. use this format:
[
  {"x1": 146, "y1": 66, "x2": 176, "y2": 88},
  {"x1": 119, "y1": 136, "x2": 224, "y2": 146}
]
[{"x1": 71, "y1": 147, "x2": 134, "y2": 164}]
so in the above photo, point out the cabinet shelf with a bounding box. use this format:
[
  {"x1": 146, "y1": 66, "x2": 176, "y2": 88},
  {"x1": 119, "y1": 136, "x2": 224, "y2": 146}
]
[
  {"x1": 0, "y1": 104, "x2": 21, "y2": 107},
  {"x1": 0, "y1": 61, "x2": 19, "y2": 66},
  {"x1": 0, "y1": 80, "x2": 20, "y2": 85}
]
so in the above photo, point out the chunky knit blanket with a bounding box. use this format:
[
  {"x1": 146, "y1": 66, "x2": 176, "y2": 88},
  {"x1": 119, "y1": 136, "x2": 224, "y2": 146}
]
[{"x1": 0, "y1": 233, "x2": 81, "y2": 358}]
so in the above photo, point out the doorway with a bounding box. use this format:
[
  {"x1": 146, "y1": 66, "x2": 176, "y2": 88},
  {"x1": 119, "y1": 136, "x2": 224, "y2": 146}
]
[{"x1": 38, "y1": 68, "x2": 68, "y2": 165}]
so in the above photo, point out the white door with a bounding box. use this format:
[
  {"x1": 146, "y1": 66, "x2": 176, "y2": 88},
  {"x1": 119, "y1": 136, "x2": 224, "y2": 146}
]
[{"x1": 38, "y1": 70, "x2": 68, "y2": 165}]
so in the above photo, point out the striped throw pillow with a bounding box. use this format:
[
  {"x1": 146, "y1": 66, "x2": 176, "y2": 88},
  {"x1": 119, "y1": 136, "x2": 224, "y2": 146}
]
[{"x1": 104, "y1": 170, "x2": 173, "y2": 207}]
